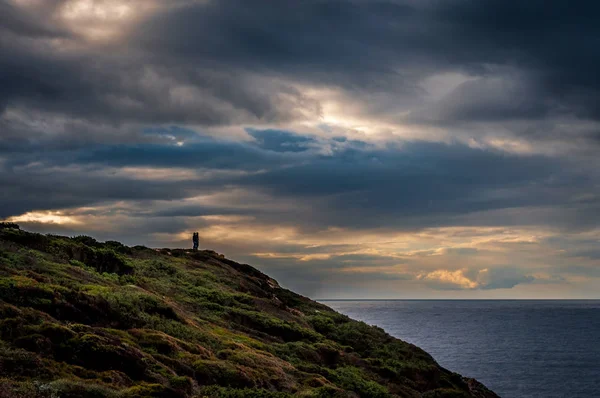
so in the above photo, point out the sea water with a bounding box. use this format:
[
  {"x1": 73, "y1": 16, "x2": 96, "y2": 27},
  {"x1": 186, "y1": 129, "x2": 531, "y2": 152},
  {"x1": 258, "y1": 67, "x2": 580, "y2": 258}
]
[{"x1": 322, "y1": 300, "x2": 600, "y2": 398}]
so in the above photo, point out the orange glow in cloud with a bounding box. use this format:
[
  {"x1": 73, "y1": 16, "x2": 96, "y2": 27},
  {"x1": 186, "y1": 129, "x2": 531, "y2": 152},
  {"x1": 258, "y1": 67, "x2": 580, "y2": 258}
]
[
  {"x1": 417, "y1": 269, "x2": 480, "y2": 289},
  {"x1": 7, "y1": 211, "x2": 82, "y2": 225}
]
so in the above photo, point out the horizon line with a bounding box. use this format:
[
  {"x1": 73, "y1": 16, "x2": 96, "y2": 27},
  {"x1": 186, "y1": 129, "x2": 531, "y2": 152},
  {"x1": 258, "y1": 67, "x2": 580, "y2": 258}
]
[{"x1": 316, "y1": 298, "x2": 600, "y2": 301}]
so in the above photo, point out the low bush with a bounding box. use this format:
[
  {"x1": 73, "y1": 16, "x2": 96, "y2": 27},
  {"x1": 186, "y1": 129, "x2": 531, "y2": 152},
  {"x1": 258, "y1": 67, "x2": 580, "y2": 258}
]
[
  {"x1": 199, "y1": 386, "x2": 294, "y2": 398},
  {"x1": 41, "y1": 379, "x2": 118, "y2": 398},
  {"x1": 104, "y1": 241, "x2": 132, "y2": 255},
  {"x1": 72, "y1": 236, "x2": 101, "y2": 248},
  {"x1": 120, "y1": 383, "x2": 181, "y2": 398},
  {"x1": 0, "y1": 347, "x2": 43, "y2": 377},
  {"x1": 0, "y1": 222, "x2": 19, "y2": 230},
  {"x1": 330, "y1": 367, "x2": 390, "y2": 398},
  {"x1": 192, "y1": 359, "x2": 254, "y2": 388},
  {"x1": 422, "y1": 389, "x2": 472, "y2": 398},
  {"x1": 227, "y1": 308, "x2": 320, "y2": 343}
]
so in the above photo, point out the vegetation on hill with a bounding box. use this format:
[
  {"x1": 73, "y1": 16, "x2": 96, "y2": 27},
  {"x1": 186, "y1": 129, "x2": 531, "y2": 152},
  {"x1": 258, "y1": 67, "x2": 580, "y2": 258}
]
[{"x1": 0, "y1": 223, "x2": 498, "y2": 398}]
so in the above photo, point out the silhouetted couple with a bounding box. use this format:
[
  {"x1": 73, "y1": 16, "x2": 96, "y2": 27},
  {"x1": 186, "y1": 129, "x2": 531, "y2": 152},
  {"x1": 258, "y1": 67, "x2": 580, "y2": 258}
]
[{"x1": 192, "y1": 232, "x2": 199, "y2": 251}]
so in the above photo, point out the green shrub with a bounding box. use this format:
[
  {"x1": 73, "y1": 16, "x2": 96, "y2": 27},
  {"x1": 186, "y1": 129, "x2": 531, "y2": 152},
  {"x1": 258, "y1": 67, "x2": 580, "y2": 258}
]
[
  {"x1": 193, "y1": 359, "x2": 249, "y2": 387},
  {"x1": 130, "y1": 330, "x2": 179, "y2": 356},
  {"x1": 120, "y1": 383, "x2": 178, "y2": 398},
  {"x1": 0, "y1": 229, "x2": 50, "y2": 251},
  {"x1": 98, "y1": 290, "x2": 182, "y2": 330},
  {"x1": 104, "y1": 240, "x2": 132, "y2": 254},
  {"x1": 422, "y1": 389, "x2": 471, "y2": 398},
  {"x1": 312, "y1": 385, "x2": 350, "y2": 398},
  {"x1": 14, "y1": 333, "x2": 53, "y2": 355},
  {"x1": 138, "y1": 260, "x2": 180, "y2": 278},
  {"x1": 187, "y1": 287, "x2": 253, "y2": 308},
  {"x1": 307, "y1": 315, "x2": 335, "y2": 334},
  {"x1": 0, "y1": 278, "x2": 57, "y2": 308},
  {"x1": 72, "y1": 235, "x2": 101, "y2": 247},
  {"x1": 168, "y1": 375, "x2": 193, "y2": 395},
  {"x1": 92, "y1": 249, "x2": 134, "y2": 275},
  {"x1": 0, "y1": 222, "x2": 19, "y2": 230},
  {"x1": 331, "y1": 367, "x2": 391, "y2": 398},
  {"x1": 56, "y1": 333, "x2": 149, "y2": 380},
  {"x1": 227, "y1": 308, "x2": 320, "y2": 343},
  {"x1": 0, "y1": 347, "x2": 47, "y2": 377},
  {"x1": 41, "y1": 379, "x2": 118, "y2": 398},
  {"x1": 69, "y1": 259, "x2": 88, "y2": 268},
  {"x1": 199, "y1": 386, "x2": 294, "y2": 398}
]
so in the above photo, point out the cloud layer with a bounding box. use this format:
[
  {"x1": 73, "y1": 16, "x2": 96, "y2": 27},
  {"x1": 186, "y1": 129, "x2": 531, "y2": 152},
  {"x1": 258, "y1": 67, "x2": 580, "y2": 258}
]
[{"x1": 2, "y1": 0, "x2": 600, "y2": 298}]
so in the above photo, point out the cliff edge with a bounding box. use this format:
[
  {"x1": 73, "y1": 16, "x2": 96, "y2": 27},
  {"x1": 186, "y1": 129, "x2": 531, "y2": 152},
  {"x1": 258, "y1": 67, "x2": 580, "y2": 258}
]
[{"x1": 0, "y1": 224, "x2": 498, "y2": 398}]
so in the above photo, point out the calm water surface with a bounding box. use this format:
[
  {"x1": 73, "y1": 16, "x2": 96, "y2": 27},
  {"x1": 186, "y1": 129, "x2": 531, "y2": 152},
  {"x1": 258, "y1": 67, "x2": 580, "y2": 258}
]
[{"x1": 322, "y1": 300, "x2": 600, "y2": 398}]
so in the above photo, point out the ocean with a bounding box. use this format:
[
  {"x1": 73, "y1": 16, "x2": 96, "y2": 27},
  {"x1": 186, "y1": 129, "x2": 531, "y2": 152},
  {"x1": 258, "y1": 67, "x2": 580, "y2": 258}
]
[{"x1": 322, "y1": 300, "x2": 600, "y2": 398}]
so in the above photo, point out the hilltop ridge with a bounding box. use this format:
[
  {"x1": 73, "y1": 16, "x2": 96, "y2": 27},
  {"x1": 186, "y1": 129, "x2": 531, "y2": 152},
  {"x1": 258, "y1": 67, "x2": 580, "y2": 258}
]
[{"x1": 0, "y1": 224, "x2": 498, "y2": 398}]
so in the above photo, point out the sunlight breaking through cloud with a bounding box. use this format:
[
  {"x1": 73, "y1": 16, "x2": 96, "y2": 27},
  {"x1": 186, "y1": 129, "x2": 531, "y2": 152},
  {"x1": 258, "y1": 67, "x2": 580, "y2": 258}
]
[
  {"x1": 3, "y1": 0, "x2": 600, "y2": 298},
  {"x1": 8, "y1": 211, "x2": 82, "y2": 225}
]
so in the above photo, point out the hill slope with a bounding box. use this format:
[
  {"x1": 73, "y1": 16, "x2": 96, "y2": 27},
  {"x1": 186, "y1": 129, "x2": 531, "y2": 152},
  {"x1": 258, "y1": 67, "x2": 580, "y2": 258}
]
[{"x1": 0, "y1": 224, "x2": 498, "y2": 398}]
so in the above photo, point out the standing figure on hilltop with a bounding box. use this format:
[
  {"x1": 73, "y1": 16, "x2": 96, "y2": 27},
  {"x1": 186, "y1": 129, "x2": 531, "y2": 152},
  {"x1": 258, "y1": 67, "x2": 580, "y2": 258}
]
[{"x1": 192, "y1": 232, "x2": 199, "y2": 251}]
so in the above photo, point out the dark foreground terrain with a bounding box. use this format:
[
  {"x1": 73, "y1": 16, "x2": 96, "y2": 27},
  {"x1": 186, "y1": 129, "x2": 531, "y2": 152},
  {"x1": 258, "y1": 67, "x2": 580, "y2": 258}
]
[{"x1": 0, "y1": 224, "x2": 498, "y2": 397}]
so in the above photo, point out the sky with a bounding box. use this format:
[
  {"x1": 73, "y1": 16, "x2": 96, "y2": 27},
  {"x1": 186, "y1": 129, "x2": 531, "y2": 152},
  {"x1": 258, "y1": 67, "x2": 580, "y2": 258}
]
[{"x1": 2, "y1": 0, "x2": 600, "y2": 299}]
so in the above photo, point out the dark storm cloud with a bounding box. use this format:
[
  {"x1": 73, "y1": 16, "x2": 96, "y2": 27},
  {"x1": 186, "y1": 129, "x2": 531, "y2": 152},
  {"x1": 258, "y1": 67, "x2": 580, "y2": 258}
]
[
  {"x1": 243, "y1": 141, "x2": 556, "y2": 197},
  {"x1": 407, "y1": 74, "x2": 556, "y2": 125},
  {"x1": 0, "y1": 0, "x2": 598, "y2": 133},
  {"x1": 0, "y1": 40, "x2": 78, "y2": 114},
  {"x1": 0, "y1": 164, "x2": 207, "y2": 218},
  {"x1": 3, "y1": 0, "x2": 600, "y2": 297},
  {"x1": 434, "y1": 1, "x2": 600, "y2": 88},
  {"x1": 0, "y1": 0, "x2": 598, "y2": 154},
  {"x1": 477, "y1": 268, "x2": 535, "y2": 290},
  {"x1": 133, "y1": 0, "x2": 422, "y2": 87},
  {"x1": 74, "y1": 140, "x2": 292, "y2": 170},
  {"x1": 246, "y1": 129, "x2": 317, "y2": 153},
  {"x1": 0, "y1": 1, "x2": 67, "y2": 38},
  {"x1": 232, "y1": 141, "x2": 584, "y2": 229},
  {"x1": 131, "y1": 0, "x2": 600, "y2": 123},
  {"x1": 0, "y1": 24, "x2": 319, "y2": 130},
  {"x1": 4, "y1": 130, "x2": 599, "y2": 233},
  {"x1": 0, "y1": 47, "x2": 317, "y2": 128}
]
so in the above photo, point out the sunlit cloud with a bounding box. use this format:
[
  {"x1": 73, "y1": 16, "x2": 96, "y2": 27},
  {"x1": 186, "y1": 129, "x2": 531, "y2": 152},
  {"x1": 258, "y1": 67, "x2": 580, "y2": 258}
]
[
  {"x1": 7, "y1": 211, "x2": 82, "y2": 225},
  {"x1": 418, "y1": 269, "x2": 480, "y2": 290},
  {"x1": 58, "y1": 0, "x2": 150, "y2": 41}
]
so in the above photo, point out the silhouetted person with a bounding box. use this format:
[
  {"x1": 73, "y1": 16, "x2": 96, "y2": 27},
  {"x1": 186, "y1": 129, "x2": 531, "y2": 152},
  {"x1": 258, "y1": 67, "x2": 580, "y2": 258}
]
[{"x1": 192, "y1": 232, "x2": 199, "y2": 251}]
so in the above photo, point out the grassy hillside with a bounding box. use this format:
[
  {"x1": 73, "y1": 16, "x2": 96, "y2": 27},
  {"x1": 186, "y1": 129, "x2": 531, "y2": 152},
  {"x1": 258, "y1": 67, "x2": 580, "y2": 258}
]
[{"x1": 0, "y1": 224, "x2": 498, "y2": 398}]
